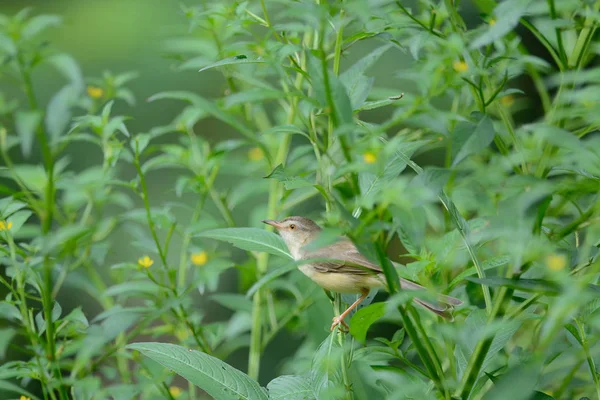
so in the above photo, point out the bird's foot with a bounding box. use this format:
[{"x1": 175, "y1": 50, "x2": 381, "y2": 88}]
[{"x1": 330, "y1": 316, "x2": 349, "y2": 332}]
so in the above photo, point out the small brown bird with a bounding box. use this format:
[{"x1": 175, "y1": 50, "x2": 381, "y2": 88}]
[{"x1": 263, "y1": 216, "x2": 462, "y2": 331}]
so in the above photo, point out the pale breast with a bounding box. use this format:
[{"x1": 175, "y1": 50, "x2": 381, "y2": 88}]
[{"x1": 298, "y1": 264, "x2": 385, "y2": 293}]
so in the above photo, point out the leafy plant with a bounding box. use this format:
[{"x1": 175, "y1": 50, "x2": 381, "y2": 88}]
[{"x1": 0, "y1": 1, "x2": 599, "y2": 399}]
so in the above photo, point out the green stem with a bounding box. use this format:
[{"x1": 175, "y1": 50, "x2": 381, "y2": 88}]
[
  {"x1": 555, "y1": 206, "x2": 594, "y2": 239},
  {"x1": 568, "y1": 1, "x2": 600, "y2": 69},
  {"x1": 520, "y1": 19, "x2": 564, "y2": 70},
  {"x1": 399, "y1": 305, "x2": 445, "y2": 394},
  {"x1": 247, "y1": 26, "x2": 311, "y2": 380},
  {"x1": 333, "y1": 295, "x2": 354, "y2": 400},
  {"x1": 547, "y1": 0, "x2": 567, "y2": 66},
  {"x1": 395, "y1": 1, "x2": 444, "y2": 37},
  {"x1": 576, "y1": 320, "x2": 600, "y2": 399},
  {"x1": 209, "y1": 187, "x2": 235, "y2": 227},
  {"x1": 134, "y1": 144, "x2": 211, "y2": 353},
  {"x1": 178, "y1": 196, "x2": 207, "y2": 288},
  {"x1": 333, "y1": 9, "x2": 345, "y2": 76},
  {"x1": 134, "y1": 148, "x2": 169, "y2": 272},
  {"x1": 16, "y1": 46, "x2": 65, "y2": 399},
  {"x1": 456, "y1": 285, "x2": 514, "y2": 398}
]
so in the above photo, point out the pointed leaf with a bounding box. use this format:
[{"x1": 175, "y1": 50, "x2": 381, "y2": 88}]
[
  {"x1": 349, "y1": 302, "x2": 386, "y2": 344},
  {"x1": 452, "y1": 113, "x2": 495, "y2": 167},
  {"x1": 267, "y1": 375, "x2": 315, "y2": 400},
  {"x1": 196, "y1": 228, "x2": 291, "y2": 259},
  {"x1": 199, "y1": 55, "x2": 264, "y2": 72},
  {"x1": 127, "y1": 342, "x2": 268, "y2": 400},
  {"x1": 15, "y1": 110, "x2": 42, "y2": 158},
  {"x1": 448, "y1": 255, "x2": 510, "y2": 289}
]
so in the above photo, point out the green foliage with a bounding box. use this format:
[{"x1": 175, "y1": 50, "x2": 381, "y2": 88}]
[{"x1": 0, "y1": 1, "x2": 600, "y2": 399}]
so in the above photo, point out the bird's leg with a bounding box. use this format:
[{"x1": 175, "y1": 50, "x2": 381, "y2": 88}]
[{"x1": 331, "y1": 289, "x2": 369, "y2": 331}]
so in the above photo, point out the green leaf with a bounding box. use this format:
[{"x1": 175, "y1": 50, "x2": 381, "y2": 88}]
[
  {"x1": 196, "y1": 228, "x2": 292, "y2": 259},
  {"x1": 448, "y1": 255, "x2": 510, "y2": 289},
  {"x1": 46, "y1": 84, "x2": 80, "y2": 140},
  {"x1": 224, "y1": 88, "x2": 285, "y2": 109},
  {"x1": 349, "y1": 302, "x2": 386, "y2": 344},
  {"x1": 62, "y1": 307, "x2": 89, "y2": 330},
  {"x1": 0, "y1": 380, "x2": 40, "y2": 400},
  {"x1": 340, "y1": 44, "x2": 391, "y2": 109},
  {"x1": 7, "y1": 210, "x2": 32, "y2": 234},
  {"x1": 452, "y1": 113, "x2": 495, "y2": 167},
  {"x1": 211, "y1": 293, "x2": 253, "y2": 313},
  {"x1": 41, "y1": 225, "x2": 89, "y2": 254},
  {"x1": 358, "y1": 140, "x2": 428, "y2": 209},
  {"x1": 310, "y1": 333, "x2": 344, "y2": 399},
  {"x1": 104, "y1": 281, "x2": 159, "y2": 298},
  {"x1": 465, "y1": 277, "x2": 561, "y2": 295},
  {"x1": 21, "y1": 14, "x2": 62, "y2": 39},
  {"x1": 35, "y1": 301, "x2": 62, "y2": 335},
  {"x1": 148, "y1": 91, "x2": 255, "y2": 139},
  {"x1": 0, "y1": 302, "x2": 21, "y2": 322},
  {"x1": 93, "y1": 306, "x2": 146, "y2": 341},
  {"x1": 484, "y1": 361, "x2": 543, "y2": 400},
  {"x1": 564, "y1": 323, "x2": 583, "y2": 346},
  {"x1": 262, "y1": 125, "x2": 312, "y2": 141},
  {"x1": 246, "y1": 263, "x2": 297, "y2": 298},
  {"x1": 199, "y1": 55, "x2": 265, "y2": 72},
  {"x1": 15, "y1": 110, "x2": 42, "y2": 158},
  {"x1": 456, "y1": 309, "x2": 522, "y2": 379},
  {"x1": 307, "y1": 55, "x2": 353, "y2": 126},
  {"x1": 127, "y1": 342, "x2": 268, "y2": 400},
  {"x1": 0, "y1": 328, "x2": 16, "y2": 359},
  {"x1": 356, "y1": 98, "x2": 395, "y2": 111},
  {"x1": 527, "y1": 124, "x2": 585, "y2": 152},
  {"x1": 48, "y1": 53, "x2": 84, "y2": 91},
  {"x1": 265, "y1": 164, "x2": 314, "y2": 190},
  {"x1": 266, "y1": 375, "x2": 315, "y2": 400},
  {"x1": 71, "y1": 377, "x2": 101, "y2": 400},
  {"x1": 469, "y1": 0, "x2": 534, "y2": 49}
]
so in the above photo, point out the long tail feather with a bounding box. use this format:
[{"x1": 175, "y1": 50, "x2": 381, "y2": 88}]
[{"x1": 399, "y1": 277, "x2": 462, "y2": 319}]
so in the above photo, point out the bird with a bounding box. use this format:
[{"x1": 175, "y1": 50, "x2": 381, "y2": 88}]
[{"x1": 262, "y1": 216, "x2": 462, "y2": 331}]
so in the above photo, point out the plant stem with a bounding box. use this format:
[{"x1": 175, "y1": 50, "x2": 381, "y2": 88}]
[
  {"x1": 546, "y1": 0, "x2": 567, "y2": 66},
  {"x1": 576, "y1": 320, "x2": 600, "y2": 399},
  {"x1": 333, "y1": 294, "x2": 354, "y2": 400},
  {"x1": 247, "y1": 25, "x2": 312, "y2": 380},
  {"x1": 568, "y1": 0, "x2": 600, "y2": 69},
  {"x1": 456, "y1": 284, "x2": 514, "y2": 398},
  {"x1": 16, "y1": 46, "x2": 66, "y2": 399},
  {"x1": 134, "y1": 145, "x2": 211, "y2": 353}
]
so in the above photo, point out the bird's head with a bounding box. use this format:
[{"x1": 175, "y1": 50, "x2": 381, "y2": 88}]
[{"x1": 262, "y1": 216, "x2": 321, "y2": 257}]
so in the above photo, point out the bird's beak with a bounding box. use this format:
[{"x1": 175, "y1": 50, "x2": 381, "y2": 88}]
[{"x1": 262, "y1": 219, "x2": 282, "y2": 229}]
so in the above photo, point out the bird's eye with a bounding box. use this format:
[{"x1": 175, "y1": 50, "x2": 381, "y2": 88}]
[{"x1": 289, "y1": 224, "x2": 296, "y2": 230}]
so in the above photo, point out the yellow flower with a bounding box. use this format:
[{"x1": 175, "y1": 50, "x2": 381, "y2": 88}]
[
  {"x1": 546, "y1": 254, "x2": 567, "y2": 271},
  {"x1": 0, "y1": 220, "x2": 13, "y2": 231},
  {"x1": 138, "y1": 256, "x2": 154, "y2": 268},
  {"x1": 169, "y1": 387, "x2": 182, "y2": 398},
  {"x1": 248, "y1": 147, "x2": 264, "y2": 161},
  {"x1": 453, "y1": 60, "x2": 469, "y2": 73},
  {"x1": 363, "y1": 151, "x2": 377, "y2": 164},
  {"x1": 500, "y1": 95, "x2": 514, "y2": 107},
  {"x1": 190, "y1": 251, "x2": 208, "y2": 266},
  {"x1": 20, "y1": 396, "x2": 31, "y2": 400},
  {"x1": 489, "y1": 19, "x2": 496, "y2": 26},
  {"x1": 87, "y1": 86, "x2": 104, "y2": 99}
]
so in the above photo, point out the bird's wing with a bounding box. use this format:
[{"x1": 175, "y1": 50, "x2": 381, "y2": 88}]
[
  {"x1": 303, "y1": 239, "x2": 463, "y2": 307},
  {"x1": 302, "y1": 239, "x2": 383, "y2": 275}
]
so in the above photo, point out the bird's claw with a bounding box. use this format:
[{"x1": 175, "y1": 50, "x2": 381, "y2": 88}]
[{"x1": 330, "y1": 316, "x2": 349, "y2": 332}]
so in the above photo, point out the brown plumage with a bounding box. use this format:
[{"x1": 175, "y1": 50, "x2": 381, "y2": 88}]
[{"x1": 263, "y1": 216, "x2": 462, "y2": 330}]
